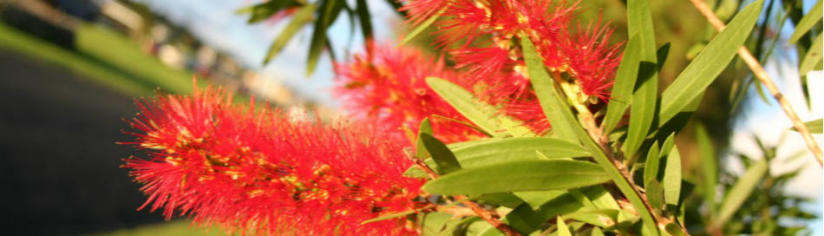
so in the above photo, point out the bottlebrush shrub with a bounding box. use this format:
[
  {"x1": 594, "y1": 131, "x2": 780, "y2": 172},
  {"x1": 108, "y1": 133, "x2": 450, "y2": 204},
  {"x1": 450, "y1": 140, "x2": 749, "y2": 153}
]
[
  {"x1": 122, "y1": 87, "x2": 424, "y2": 235},
  {"x1": 122, "y1": 0, "x2": 796, "y2": 235}
]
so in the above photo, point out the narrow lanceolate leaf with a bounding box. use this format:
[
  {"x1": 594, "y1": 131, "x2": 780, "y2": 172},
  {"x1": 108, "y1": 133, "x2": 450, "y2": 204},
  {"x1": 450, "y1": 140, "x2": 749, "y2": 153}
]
[
  {"x1": 792, "y1": 119, "x2": 823, "y2": 133},
  {"x1": 415, "y1": 118, "x2": 433, "y2": 159},
  {"x1": 451, "y1": 137, "x2": 588, "y2": 165},
  {"x1": 591, "y1": 227, "x2": 605, "y2": 236},
  {"x1": 556, "y1": 217, "x2": 572, "y2": 236},
  {"x1": 800, "y1": 34, "x2": 823, "y2": 76},
  {"x1": 643, "y1": 141, "x2": 661, "y2": 187},
  {"x1": 660, "y1": 133, "x2": 676, "y2": 159},
  {"x1": 355, "y1": 0, "x2": 374, "y2": 40},
  {"x1": 624, "y1": 0, "x2": 660, "y2": 159},
  {"x1": 401, "y1": 9, "x2": 444, "y2": 45},
  {"x1": 306, "y1": 0, "x2": 344, "y2": 75},
  {"x1": 424, "y1": 137, "x2": 588, "y2": 169},
  {"x1": 426, "y1": 77, "x2": 534, "y2": 138},
  {"x1": 237, "y1": 0, "x2": 302, "y2": 23},
  {"x1": 660, "y1": 0, "x2": 764, "y2": 124},
  {"x1": 422, "y1": 160, "x2": 610, "y2": 195},
  {"x1": 696, "y1": 123, "x2": 718, "y2": 216},
  {"x1": 420, "y1": 133, "x2": 461, "y2": 174},
  {"x1": 263, "y1": 4, "x2": 317, "y2": 64},
  {"x1": 523, "y1": 36, "x2": 658, "y2": 235},
  {"x1": 603, "y1": 35, "x2": 641, "y2": 134},
  {"x1": 645, "y1": 180, "x2": 664, "y2": 209},
  {"x1": 662, "y1": 144, "x2": 682, "y2": 205},
  {"x1": 789, "y1": 0, "x2": 823, "y2": 45},
  {"x1": 520, "y1": 37, "x2": 577, "y2": 142},
  {"x1": 717, "y1": 160, "x2": 768, "y2": 226}
]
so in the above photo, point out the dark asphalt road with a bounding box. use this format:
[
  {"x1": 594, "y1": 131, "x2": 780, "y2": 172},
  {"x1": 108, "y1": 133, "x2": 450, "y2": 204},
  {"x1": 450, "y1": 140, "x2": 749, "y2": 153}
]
[{"x1": 0, "y1": 49, "x2": 166, "y2": 235}]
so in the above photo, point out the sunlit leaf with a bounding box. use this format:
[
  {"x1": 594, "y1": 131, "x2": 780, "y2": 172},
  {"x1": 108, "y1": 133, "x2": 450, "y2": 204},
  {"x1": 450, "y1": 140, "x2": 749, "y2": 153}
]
[
  {"x1": 663, "y1": 144, "x2": 682, "y2": 205},
  {"x1": 800, "y1": 34, "x2": 823, "y2": 76},
  {"x1": 624, "y1": 0, "x2": 660, "y2": 159},
  {"x1": 422, "y1": 160, "x2": 609, "y2": 195},
  {"x1": 791, "y1": 118, "x2": 823, "y2": 133},
  {"x1": 416, "y1": 118, "x2": 433, "y2": 159},
  {"x1": 659, "y1": 0, "x2": 763, "y2": 124},
  {"x1": 426, "y1": 77, "x2": 534, "y2": 138},
  {"x1": 237, "y1": 0, "x2": 302, "y2": 23},
  {"x1": 262, "y1": 4, "x2": 317, "y2": 64},
  {"x1": 520, "y1": 37, "x2": 577, "y2": 142},
  {"x1": 696, "y1": 123, "x2": 718, "y2": 217},
  {"x1": 401, "y1": 9, "x2": 444, "y2": 45},
  {"x1": 446, "y1": 137, "x2": 588, "y2": 167},
  {"x1": 717, "y1": 159, "x2": 768, "y2": 226},
  {"x1": 603, "y1": 35, "x2": 641, "y2": 134},
  {"x1": 643, "y1": 141, "x2": 661, "y2": 187},
  {"x1": 789, "y1": 0, "x2": 823, "y2": 45},
  {"x1": 556, "y1": 217, "x2": 572, "y2": 236}
]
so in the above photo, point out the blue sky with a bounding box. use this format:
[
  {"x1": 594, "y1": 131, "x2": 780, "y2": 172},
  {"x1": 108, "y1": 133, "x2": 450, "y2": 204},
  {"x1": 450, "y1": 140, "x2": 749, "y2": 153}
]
[{"x1": 134, "y1": 0, "x2": 400, "y2": 106}]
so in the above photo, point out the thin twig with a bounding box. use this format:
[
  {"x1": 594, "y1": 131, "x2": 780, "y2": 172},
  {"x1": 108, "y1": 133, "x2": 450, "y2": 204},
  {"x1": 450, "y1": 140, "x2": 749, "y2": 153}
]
[
  {"x1": 688, "y1": 0, "x2": 823, "y2": 166},
  {"x1": 413, "y1": 160, "x2": 522, "y2": 236}
]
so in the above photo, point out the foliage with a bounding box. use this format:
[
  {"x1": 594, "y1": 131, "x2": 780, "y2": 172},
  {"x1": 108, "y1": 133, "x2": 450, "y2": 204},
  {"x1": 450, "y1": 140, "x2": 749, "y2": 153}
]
[{"x1": 120, "y1": 0, "x2": 822, "y2": 235}]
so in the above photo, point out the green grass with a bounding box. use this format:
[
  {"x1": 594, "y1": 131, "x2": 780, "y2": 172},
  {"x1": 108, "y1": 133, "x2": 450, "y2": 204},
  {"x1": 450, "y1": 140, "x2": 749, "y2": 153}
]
[
  {"x1": 0, "y1": 21, "x2": 193, "y2": 96},
  {"x1": 94, "y1": 221, "x2": 224, "y2": 236}
]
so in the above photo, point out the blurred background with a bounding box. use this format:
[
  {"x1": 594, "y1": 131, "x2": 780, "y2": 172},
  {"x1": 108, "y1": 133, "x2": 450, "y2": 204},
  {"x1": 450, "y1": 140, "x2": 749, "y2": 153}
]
[{"x1": 0, "y1": 0, "x2": 820, "y2": 235}]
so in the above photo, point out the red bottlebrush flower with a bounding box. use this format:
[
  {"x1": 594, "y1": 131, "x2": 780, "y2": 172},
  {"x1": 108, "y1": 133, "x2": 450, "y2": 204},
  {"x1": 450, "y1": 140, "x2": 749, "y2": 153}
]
[
  {"x1": 400, "y1": 0, "x2": 449, "y2": 26},
  {"x1": 122, "y1": 86, "x2": 424, "y2": 235},
  {"x1": 561, "y1": 20, "x2": 621, "y2": 100},
  {"x1": 334, "y1": 43, "x2": 481, "y2": 143}
]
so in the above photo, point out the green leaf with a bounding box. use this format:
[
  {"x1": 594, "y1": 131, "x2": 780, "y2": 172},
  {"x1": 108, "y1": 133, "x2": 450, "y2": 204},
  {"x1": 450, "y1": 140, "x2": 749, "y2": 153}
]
[
  {"x1": 603, "y1": 35, "x2": 641, "y2": 134},
  {"x1": 792, "y1": 119, "x2": 823, "y2": 133},
  {"x1": 362, "y1": 209, "x2": 418, "y2": 224},
  {"x1": 470, "y1": 193, "x2": 524, "y2": 208},
  {"x1": 662, "y1": 144, "x2": 682, "y2": 205},
  {"x1": 416, "y1": 118, "x2": 433, "y2": 159},
  {"x1": 565, "y1": 209, "x2": 619, "y2": 227},
  {"x1": 665, "y1": 223, "x2": 687, "y2": 236},
  {"x1": 789, "y1": 0, "x2": 823, "y2": 45},
  {"x1": 421, "y1": 212, "x2": 452, "y2": 235},
  {"x1": 643, "y1": 141, "x2": 661, "y2": 187},
  {"x1": 591, "y1": 227, "x2": 605, "y2": 236},
  {"x1": 645, "y1": 180, "x2": 664, "y2": 210},
  {"x1": 696, "y1": 123, "x2": 718, "y2": 217},
  {"x1": 420, "y1": 133, "x2": 461, "y2": 174},
  {"x1": 422, "y1": 160, "x2": 610, "y2": 195},
  {"x1": 355, "y1": 0, "x2": 373, "y2": 40},
  {"x1": 514, "y1": 190, "x2": 566, "y2": 210},
  {"x1": 237, "y1": 0, "x2": 302, "y2": 23},
  {"x1": 448, "y1": 137, "x2": 588, "y2": 168},
  {"x1": 580, "y1": 186, "x2": 621, "y2": 210},
  {"x1": 659, "y1": 133, "x2": 676, "y2": 159},
  {"x1": 624, "y1": 0, "x2": 660, "y2": 159},
  {"x1": 520, "y1": 37, "x2": 577, "y2": 142},
  {"x1": 659, "y1": 0, "x2": 764, "y2": 124},
  {"x1": 716, "y1": 159, "x2": 768, "y2": 226},
  {"x1": 263, "y1": 4, "x2": 317, "y2": 64},
  {"x1": 800, "y1": 33, "x2": 823, "y2": 76},
  {"x1": 557, "y1": 217, "x2": 572, "y2": 236},
  {"x1": 401, "y1": 9, "x2": 443, "y2": 45},
  {"x1": 523, "y1": 35, "x2": 659, "y2": 236},
  {"x1": 306, "y1": 0, "x2": 344, "y2": 76},
  {"x1": 425, "y1": 77, "x2": 535, "y2": 138},
  {"x1": 402, "y1": 165, "x2": 428, "y2": 178}
]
